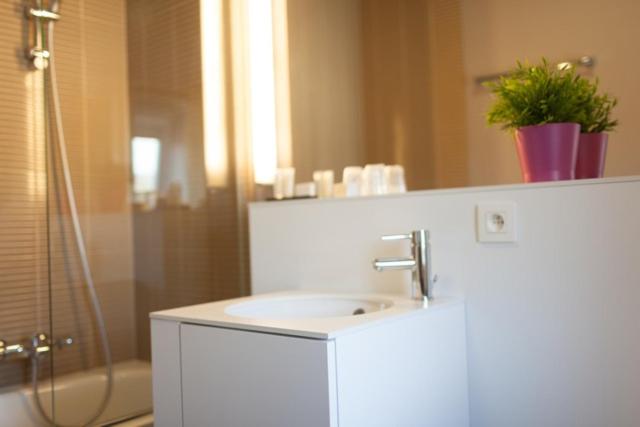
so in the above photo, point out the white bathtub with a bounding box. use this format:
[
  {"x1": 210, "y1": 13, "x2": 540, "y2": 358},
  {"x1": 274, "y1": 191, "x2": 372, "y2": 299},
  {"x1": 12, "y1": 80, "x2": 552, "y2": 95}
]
[{"x1": 0, "y1": 359, "x2": 153, "y2": 426}]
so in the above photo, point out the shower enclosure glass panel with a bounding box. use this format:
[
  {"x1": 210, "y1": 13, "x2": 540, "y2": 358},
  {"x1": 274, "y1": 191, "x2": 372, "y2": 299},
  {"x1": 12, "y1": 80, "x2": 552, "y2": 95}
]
[
  {"x1": 1, "y1": 0, "x2": 248, "y2": 425},
  {"x1": 127, "y1": 0, "x2": 250, "y2": 361},
  {"x1": 0, "y1": 0, "x2": 54, "y2": 422}
]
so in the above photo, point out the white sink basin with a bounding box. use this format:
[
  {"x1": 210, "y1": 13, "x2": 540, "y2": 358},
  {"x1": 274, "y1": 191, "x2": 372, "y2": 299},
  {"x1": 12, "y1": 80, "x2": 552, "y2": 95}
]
[
  {"x1": 225, "y1": 294, "x2": 393, "y2": 320},
  {"x1": 151, "y1": 291, "x2": 456, "y2": 339}
]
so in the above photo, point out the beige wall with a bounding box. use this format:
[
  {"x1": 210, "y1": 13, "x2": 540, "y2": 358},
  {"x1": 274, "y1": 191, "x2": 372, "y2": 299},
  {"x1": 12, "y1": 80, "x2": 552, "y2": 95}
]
[
  {"x1": 361, "y1": 0, "x2": 435, "y2": 189},
  {"x1": 461, "y1": 0, "x2": 640, "y2": 186},
  {"x1": 286, "y1": 0, "x2": 469, "y2": 189},
  {"x1": 287, "y1": 0, "x2": 365, "y2": 183},
  {"x1": 0, "y1": 0, "x2": 135, "y2": 387},
  {"x1": 362, "y1": 0, "x2": 468, "y2": 190}
]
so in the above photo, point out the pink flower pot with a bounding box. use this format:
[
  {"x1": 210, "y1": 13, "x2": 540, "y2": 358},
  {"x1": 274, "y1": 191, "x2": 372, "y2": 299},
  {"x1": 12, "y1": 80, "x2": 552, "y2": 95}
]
[
  {"x1": 575, "y1": 133, "x2": 608, "y2": 179},
  {"x1": 515, "y1": 123, "x2": 580, "y2": 183}
]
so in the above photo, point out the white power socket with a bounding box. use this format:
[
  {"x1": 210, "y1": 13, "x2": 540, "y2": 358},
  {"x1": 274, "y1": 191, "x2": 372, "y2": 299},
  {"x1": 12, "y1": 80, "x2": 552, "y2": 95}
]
[{"x1": 476, "y1": 202, "x2": 517, "y2": 243}]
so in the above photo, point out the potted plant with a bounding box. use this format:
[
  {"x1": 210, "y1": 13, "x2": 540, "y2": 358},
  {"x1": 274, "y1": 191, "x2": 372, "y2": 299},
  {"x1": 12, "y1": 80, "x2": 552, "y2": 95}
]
[
  {"x1": 575, "y1": 82, "x2": 617, "y2": 179},
  {"x1": 486, "y1": 59, "x2": 586, "y2": 182}
]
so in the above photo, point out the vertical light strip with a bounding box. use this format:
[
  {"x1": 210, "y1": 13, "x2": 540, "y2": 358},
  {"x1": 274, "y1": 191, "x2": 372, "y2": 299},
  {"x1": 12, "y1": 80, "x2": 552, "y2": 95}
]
[
  {"x1": 247, "y1": 0, "x2": 278, "y2": 184},
  {"x1": 272, "y1": 0, "x2": 292, "y2": 168},
  {"x1": 200, "y1": 0, "x2": 228, "y2": 188},
  {"x1": 229, "y1": 0, "x2": 251, "y2": 182}
]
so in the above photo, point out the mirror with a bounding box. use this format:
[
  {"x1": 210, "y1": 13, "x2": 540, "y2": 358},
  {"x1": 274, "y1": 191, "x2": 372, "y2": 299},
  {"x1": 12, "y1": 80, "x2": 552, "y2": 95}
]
[{"x1": 281, "y1": 0, "x2": 640, "y2": 190}]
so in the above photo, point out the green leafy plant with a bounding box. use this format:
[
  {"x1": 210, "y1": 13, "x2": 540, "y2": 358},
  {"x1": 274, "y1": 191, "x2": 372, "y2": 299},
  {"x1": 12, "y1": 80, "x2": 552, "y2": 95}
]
[
  {"x1": 485, "y1": 58, "x2": 617, "y2": 133},
  {"x1": 579, "y1": 81, "x2": 618, "y2": 133}
]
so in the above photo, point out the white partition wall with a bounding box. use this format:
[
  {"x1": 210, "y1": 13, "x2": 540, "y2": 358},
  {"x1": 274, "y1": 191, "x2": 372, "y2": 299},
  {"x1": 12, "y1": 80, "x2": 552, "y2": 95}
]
[{"x1": 249, "y1": 177, "x2": 640, "y2": 427}]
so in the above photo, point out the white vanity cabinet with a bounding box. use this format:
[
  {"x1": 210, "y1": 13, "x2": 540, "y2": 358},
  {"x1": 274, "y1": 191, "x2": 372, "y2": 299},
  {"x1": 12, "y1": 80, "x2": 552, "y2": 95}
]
[
  {"x1": 151, "y1": 294, "x2": 469, "y2": 427},
  {"x1": 180, "y1": 325, "x2": 337, "y2": 427}
]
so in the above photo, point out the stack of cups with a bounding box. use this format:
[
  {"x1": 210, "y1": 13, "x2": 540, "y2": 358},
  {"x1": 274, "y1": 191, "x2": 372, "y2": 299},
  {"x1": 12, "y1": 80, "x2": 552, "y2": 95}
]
[
  {"x1": 342, "y1": 166, "x2": 363, "y2": 197},
  {"x1": 273, "y1": 167, "x2": 295, "y2": 199},
  {"x1": 283, "y1": 164, "x2": 405, "y2": 201},
  {"x1": 342, "y1": 164, "x2": 406, "y2": 196},
  {"x1": 384, "y1": 165, "x2": 407, "y2": 194},
  {"x1": 313, "y1": 170, "x2": 334, "y2": 198},
  {"x1": 361, "y1": 164, "x2": 386, "y2": 196}
]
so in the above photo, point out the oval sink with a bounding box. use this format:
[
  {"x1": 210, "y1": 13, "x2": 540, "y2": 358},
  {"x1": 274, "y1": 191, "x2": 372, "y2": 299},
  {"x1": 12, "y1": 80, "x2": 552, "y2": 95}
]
[{"x1": 225, "y1": 294, "x2": 393, "y2": 320}]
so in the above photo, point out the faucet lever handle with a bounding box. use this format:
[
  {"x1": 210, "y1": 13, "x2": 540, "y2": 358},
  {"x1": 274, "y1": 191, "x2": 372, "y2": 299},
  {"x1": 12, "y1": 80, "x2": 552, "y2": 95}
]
[{"x1": 381, "y1": 233, "x2": 412, "y2": 241}]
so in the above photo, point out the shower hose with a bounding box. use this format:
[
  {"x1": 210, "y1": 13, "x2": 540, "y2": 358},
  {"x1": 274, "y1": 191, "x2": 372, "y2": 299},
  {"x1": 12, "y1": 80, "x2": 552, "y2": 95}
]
[{"x1": 31, "y1": 1, "x2": 114, "y2": 426}]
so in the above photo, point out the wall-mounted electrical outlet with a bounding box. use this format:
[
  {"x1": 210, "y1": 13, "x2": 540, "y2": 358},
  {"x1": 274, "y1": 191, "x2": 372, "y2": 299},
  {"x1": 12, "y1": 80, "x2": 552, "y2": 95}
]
[{"x1": 476, "y1": 202, "x2": 517, "y2": 243}]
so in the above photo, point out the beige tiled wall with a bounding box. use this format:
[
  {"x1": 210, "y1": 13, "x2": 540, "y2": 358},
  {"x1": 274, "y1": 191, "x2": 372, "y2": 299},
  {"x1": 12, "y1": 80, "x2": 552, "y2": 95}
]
[
  {"x1": 287, "y1": 0, "x2": 366, "y2": 183},
  {"x1": 0, "y1": 2, "x2": 50, "y2": 386},
  {"x1": 361, "y1": 0, "x2": 469, "y2": 190},
  {"x1": 0, "y1": 0, "x2": 134, "y2": 388}
]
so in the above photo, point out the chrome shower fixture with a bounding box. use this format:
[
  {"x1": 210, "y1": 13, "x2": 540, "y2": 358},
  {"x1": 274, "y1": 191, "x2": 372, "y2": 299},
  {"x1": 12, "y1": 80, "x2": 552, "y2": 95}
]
[
  {"x1": 25, "y1": 2, "x2": 61, "y2": 70},
  {"x1": 0, "y1": 333, "x2": 74, "y2": 362}
]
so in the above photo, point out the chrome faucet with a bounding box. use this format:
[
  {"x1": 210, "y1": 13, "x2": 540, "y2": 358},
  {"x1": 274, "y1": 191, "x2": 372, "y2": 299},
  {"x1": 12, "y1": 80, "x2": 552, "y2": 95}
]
[{"x1": 373, "y1": 229, "x2": 436, "y2": 303}]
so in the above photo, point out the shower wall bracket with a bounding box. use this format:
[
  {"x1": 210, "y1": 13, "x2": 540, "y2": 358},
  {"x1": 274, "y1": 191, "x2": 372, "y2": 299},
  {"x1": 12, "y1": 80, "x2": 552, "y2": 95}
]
[
  {"x1": 25, "y1": 3, "x2": 60, "y2": 70},
  {"x1": 27, "y1": 7, "x2": 61, "y2": 21}
]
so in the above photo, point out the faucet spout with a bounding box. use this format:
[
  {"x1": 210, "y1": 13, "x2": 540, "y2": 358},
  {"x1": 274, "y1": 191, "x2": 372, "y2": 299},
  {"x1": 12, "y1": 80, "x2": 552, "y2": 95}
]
[{"x1": 373, "y1": 257, "x2": 416, "y2": 271}]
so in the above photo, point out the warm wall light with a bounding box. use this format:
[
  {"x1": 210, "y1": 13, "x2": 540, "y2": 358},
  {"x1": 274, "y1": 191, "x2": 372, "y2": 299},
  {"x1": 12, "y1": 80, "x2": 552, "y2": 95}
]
[
  {"x1": 200, "y1": 0, "x2": 228, "y2": 188},
  {"x1": 247, "y1": 0, "x2": 279, "y2": 185},
  {"x1": 272, "y1": 0, "x2": 293, "y2": 169}
]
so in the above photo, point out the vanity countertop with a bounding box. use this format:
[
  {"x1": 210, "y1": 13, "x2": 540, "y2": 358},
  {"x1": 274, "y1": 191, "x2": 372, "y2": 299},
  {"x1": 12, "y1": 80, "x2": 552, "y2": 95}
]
[{"x1": 150, "y1": 291, "x2": 462, "y2": 339}]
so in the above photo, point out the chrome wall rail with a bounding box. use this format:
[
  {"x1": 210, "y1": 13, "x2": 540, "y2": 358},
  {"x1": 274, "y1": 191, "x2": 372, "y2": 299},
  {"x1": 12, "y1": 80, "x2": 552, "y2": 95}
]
[{"x1": 475, "y1": 55, "x2": 596, "y2": 86}]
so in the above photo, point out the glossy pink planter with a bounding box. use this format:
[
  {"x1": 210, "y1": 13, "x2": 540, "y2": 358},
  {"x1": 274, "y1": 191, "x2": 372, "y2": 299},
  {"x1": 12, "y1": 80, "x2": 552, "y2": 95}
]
[
  {"x1": 515, "y1": 123, "x2": 580, "y2": 183},
  {"x1": 575, "y1": 133, "x2": 608, "y2": 179}
]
